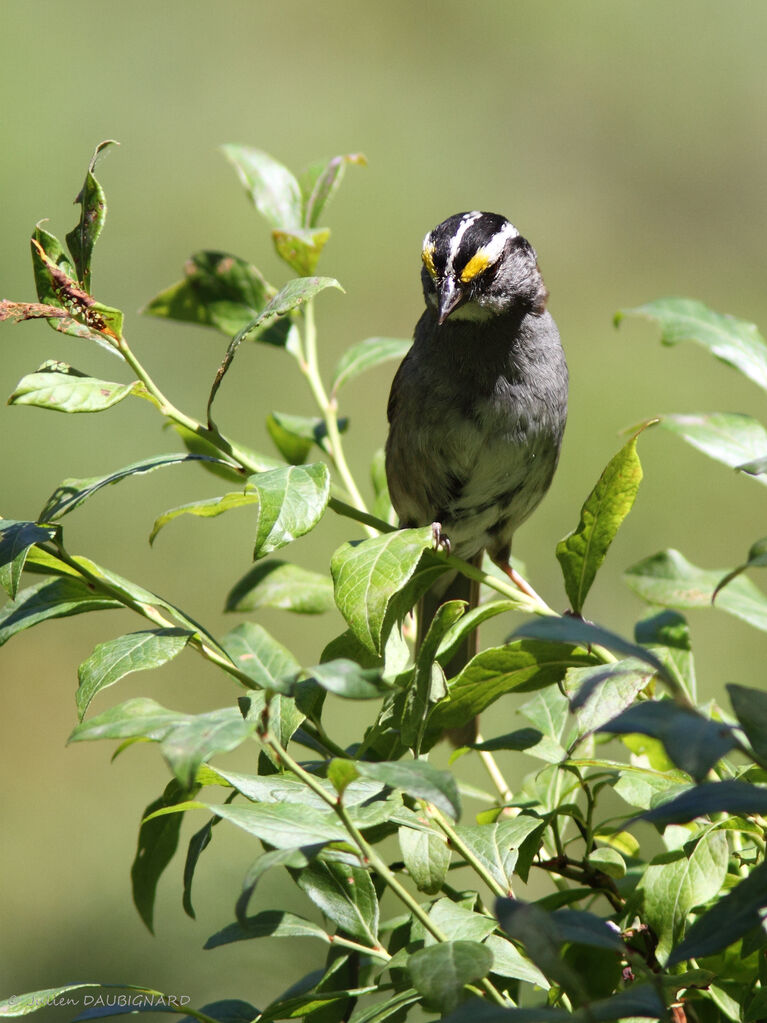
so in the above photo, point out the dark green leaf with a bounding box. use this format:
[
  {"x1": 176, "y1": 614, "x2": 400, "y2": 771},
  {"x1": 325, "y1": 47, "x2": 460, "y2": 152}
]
[
  {"x1": 407, "y1": 941, "x2": 493, "y2": 1013},
  {"x1": 222, "y1": 145, "x2": 303, "y2": 229},
  {"x1": 172, "y1": 423, "x2": 279, "y2": 480},
  {"x1": 331, "y1": 337, "x2": 411, "y2": 396},
  {"x1": 236, "y1": 848, "x2": 311, "y2": 924},
  {"x1": 206, "y1": 276, "x2": 341, "y2": 423},
  {"x1": 728, "y1": 682, "x2": 767, "y2": 763},
  {"x1": 303, "y1": 659, "x2": 392, "y2": 699},
  {"x1": 143, "y1": 250, "x2": 290, "y2": 345},
  {"x1": 76, "y1": 628, "x2": 192, "y2": 719},
  {"x1": 301, "y1": 152, "x2": 366, "y2": 228},
  {"x1": 638, "y1": 779, "x2": 767, "y2": 825},
  {"x1": 354, "y1": 758, "x2": 461, "y2": 819},
  {"x1": 266, "y1": 413, "x2": 313, "y2": 464},
  {"x1": 65, "y1": 140, "x2": 116, "y2": 290},
  {"x1": 182, "y1": 817, "x2": 213, "y2": 918},
  {"x1": 9, "y1": 362, "x2": 138, "y2": 413},
  {"x1": 205, "y1": 910, "x2": 328, "y2": 948},
  {"x1": 626, "y1": 548, "x2": 767, "y2": 632},
  {"x1": 0, "y1": 519, "x2": 57, "y2": 598},
  {"x1": 250, "y1": 463, "x2": 331, "y2": 558},
  {"x1": 181, "y1": 999, "x2": 258, "y2": 1023},
  {"x1": 597, "y1": 701, "x2": 735, "y2": 781},
  {"x1": 426, "y1": 640, "x2": 597, "y2": 741},
  {"x1": 321, "y1": 629, "x2": 383, "y2": 670},
  {"x1": 40, "y1": 453, "x2": 228, "y2": 521},
  {"x1": 295, "y1": 860, "x2": 379, "y2": 943},
  {"x1": 660, "y1": 412, "x2": 767, "y2": 484},
  {"x1": 403, "y1": 599, "x2": 465, "y2": 750},
  {"x1": 453, "y1": 818, "x2": 543, "y2": 894},
  {"x1": 149, "y1": 492, "x2": 260, "y2": 544},
  {"x1": 668, "y1": 860, "x2": 767, "y2": 965},
  {"x1": 344, "y1": 990, "x2": 420, "y2": 1023},
  {"x1": 511, "y1": 616, "x2": 672, "y2": 686},
  {"x1": 441, "y1": 1003, "x2": 568, "y2": 1023},
  {"x1": 556, "y1": 426, "x2": 647, "y2": 614},
  {"x1": 272, "y1": 227, "x2": 331, "y2": 275},
  {"x1": 398, "y1": 825, "x2": 451, "y2": 894},
  {"x1": 331, "y1": 527, "x2": 437, "y2": 655},
  {"x1": 635, "y1": 608, "x2": 696, "y2": 699},
  {"x1": 641, "y1": 829, "x2": 728, "y2": 962},
  {"x1": 0, "y1": 576, "x2": 120, "y2": 647},
  {"x1": 616, "y1": 297, "x2": 767, "y2": 391},
  {"x1": 209, "y1": 801, "x2": 348, "y2": 849},
  {"x1": 226, "y1": 560, "x2": 335, "y2": 614},
  {"x1": 132, "y1": 779, "x2": 189, "y2": 932}
]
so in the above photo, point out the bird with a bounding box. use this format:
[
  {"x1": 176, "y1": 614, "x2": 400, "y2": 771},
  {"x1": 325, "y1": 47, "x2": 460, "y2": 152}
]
[{"x1": 385, "y1": 211, "x2": 568, "y2": 743}]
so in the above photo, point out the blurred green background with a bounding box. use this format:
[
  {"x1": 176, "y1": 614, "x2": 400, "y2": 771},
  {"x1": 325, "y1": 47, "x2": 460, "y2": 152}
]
[{"x1": 3, "y1": 0, "x2": 767, "y2": 1016}]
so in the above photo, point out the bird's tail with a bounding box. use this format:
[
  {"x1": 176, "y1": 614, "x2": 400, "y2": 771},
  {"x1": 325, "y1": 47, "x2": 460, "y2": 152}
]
[{"x1": 416, "y1": 553, "x2": 482, "y2": 746}]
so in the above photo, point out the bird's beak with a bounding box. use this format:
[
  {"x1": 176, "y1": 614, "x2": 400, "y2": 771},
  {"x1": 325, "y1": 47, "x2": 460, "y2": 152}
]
[{"x1": 437, "y1": 277, "x2": 466, "y2": 325}]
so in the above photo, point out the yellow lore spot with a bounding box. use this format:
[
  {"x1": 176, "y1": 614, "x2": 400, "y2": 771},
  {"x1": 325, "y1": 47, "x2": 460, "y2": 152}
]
[
  {"x1": 460, "y1": 249, "x2": 491, "y2": 283},
  {"x1": 422, "y1": 243, "x2": 437, "y2": 279}
]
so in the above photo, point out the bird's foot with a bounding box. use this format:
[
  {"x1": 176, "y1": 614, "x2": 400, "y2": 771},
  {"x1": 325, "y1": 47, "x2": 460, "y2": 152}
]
[{"x1": 431, "y1": 522, "x2": 451, "y2": 554}]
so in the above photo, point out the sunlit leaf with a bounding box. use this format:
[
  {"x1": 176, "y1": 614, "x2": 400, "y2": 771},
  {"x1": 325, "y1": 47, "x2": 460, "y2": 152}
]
[
  {"x1": 226, "y1": 559, "x2": 334, "y2": 615},
  {"x1": 300, "y1": 152, "x2": 366, "y2": 228},
  {"x1": 149, "y1": 492, "x2": 260, "y2": 544},
  {"x1": 407, "y1": 941, "x2": 493, "y2": 1013},
  {"x1": 0, "y1": 576, "x2": 120, "y2": 647},
  {"x1": 249, "y1": 463, "x2": 330, "y2": 558},
  {"x1": 0, "y1": 519, "x2": 57, "y2": 599},
  {"x1": 222, "y1": 145, "x2": 303, "y2": 229},
  {"x1": 272, "y1": 227, "x2": 331, "y2": 275},
  {"x1": 65, "y1": 139, "x2": 116, "y2": 290},
  {"x1": 398, "y1": 826, "x2": 450, "y2": 894},
  {"x1": 556, "y1": 426, "x2": 647, "y2": 614},
  {"x1": 616, "y1": 297, "x2": 767, "y2": 391},
  {"x1": 659, "y1": 412, "x2": 767, "y2": 484},
  {"x1": 354, "y1": 759, "x2": 460, "y2": 819},
  {"x1": 331, "y1": 337, "x2": 411, "y2": 395},
  {"x1": 9, "y1": 361, "x2": 138, "y2": 413},
  {"x1": 221, "y1": 621, "x2": 300, "y2": 692},
  {"x1": 295, "y1": 860, "x2": 379, "y2": 943},
  {"x1": 205, "y1": 910, "x2": 328, "y2": 948}
]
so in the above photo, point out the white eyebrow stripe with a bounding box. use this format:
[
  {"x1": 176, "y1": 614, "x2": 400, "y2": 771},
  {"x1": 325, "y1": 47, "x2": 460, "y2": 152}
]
[
  {"x1": 447, "y1": 211, "x2": 482, "y2": 273},
  {"x1": 480, "y1": 221, "x2": 520, "y2": 264}
]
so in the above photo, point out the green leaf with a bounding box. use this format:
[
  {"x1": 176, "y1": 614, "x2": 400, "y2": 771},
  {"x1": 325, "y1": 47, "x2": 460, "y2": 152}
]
[
  {"x1": 303, "y1": 659, "x2": 392, "y2": 699},
  {"x1": 331, "y1": 337, "x2": 412, "y2": 396},
  {"x1": 344, "y1": 990, "x2": 420, "y2": 1023},
  {"x1": 132, "y1": 779, "x2": 190, "y2": 932},
  {"x1": 249, "y1": 463, "x2": 331, "y2": 558},
  {"x1": 565, "y1": 660, "x2": 653, "y2": 736},
  {"x1": 669, "y1": 859, "x2": 767, "y2": 965},
  {"x1": 713, "y1": 537, "x2": 767, "y2": 601},
  {"x1": 640, "y1": 828, "x2": 729, "y2": 962},
  {"x1": 209, "y1": 801, "x2": 348, "y2": 849},
  {"x1": 407, "y1": 941, "x2": 493, "y2": 1013},
  {"x1": 206, "y1": 276, "x2": 342, "y2": 422},
  {"x1": 236, "y1": 848, "x2": 311, "y2": 923},
  {"x1": 266, "y1": 411, "x2": 349, "y2": 463},
  {"x1": 403, "y1": 599, "x2": 465, "y2": 750},
  {"x1": 142, "y1": 250, "x2": 290, "y2": 345},
  {"x1": 0, "y1": 520, "x2": 57, "y2": 599},
  {"x1": 585, "y1": 847, "x2": 626, "y2": 879},
  {"x1": 398, "y1": 826, "x2": 450, "y2": 894},
  {"x1": 440, "y1": 1003, "x2": 568, "y2": 1023},
  {"x1": 331, "y1": 527, "x2": 439, "y2": 655},
  {"x1": 637, "y1": 779, "x2": 767, "y2": 825},
  {"x1": 76, "y1": 628, "x2": 192, "y2": 719},
  {"x1": 426, "y1": 640, "x2": 597, "y2": 741},
  {"x1": 40, "y1": 452, "x2": 229, "y2": 521},
  {"x1": 354, "y1": 758, "x2": 461, "y2": 819},
  {"x1": 221, "y1": 621, "x2": 300, "y2": 691},
  {"x1": 511, "y1": 616, "x2": 673, "y2": 686},
  {"x1": 0, "y1": 984, "x2": 110, "y2": 1017},
  {"x1": 0, "y1": 576, "x2": 121, "y2": 647},
  {"x1": 272, "y1": 227, "x2": 331, "y2": 275},
  {"x1": 435, "y1": 600, "x2": 516, "y2": 668},
  {"x1": 149, "y1": 491, "x2": 260, "y2": 543},
  {"x1": 8, "y1": 361, "x2": 138, "y2": 413},
  {"x1": 482, "y1": 934, "x2": 550, "y2": 987},
  {"x1": 453, "y1": 818, "x2": 543, "y2": 894},
  {"x1": 597, "y1": 701, "x2": 735, "y2": 781},
  {"x1": 660, "y1": 412, "x2": 767, "y2": 484},
  {"x1": 65, "y1": 140, "x2": 116, "y2": 290},
  {"x1": 205, "y1": 910, "x2": 329, "y2": 948},
  {"x1": 635, "y1": 608, "x2": 697, "y2": 700},
  {"x1": 556, "y1": 427, "x2": 646, "y2": 614},
  {"x1": 301, "y1": 152, "x2": 366, "y2": 228},
  {"x1": 728, "y1": 682, "x2": 767, "y2": 763},
  {"x1": 222, "y1": 145, "x2": 303, "y2": 229},
  {"x1": 173, "y1": 422, "x2": 279, "y2": 479},
  {"x1": 616, "y1": 297, "x2": 767, "y2": 391},
  {"x1": 625, "y1": 548, "x2": 767, "y2": 633},
  {"x1": 226, "y1": 560, "x2": 335, "y2": 614},
  {"x1": 295, "y1": 860, "x2": 379, "y2": 943},
  {"x1": 427, "y1": 899, "x2": 498, "y2": 944},
  {"x1": 182, "y1": 817, "x2": 214, "y2": 919}
]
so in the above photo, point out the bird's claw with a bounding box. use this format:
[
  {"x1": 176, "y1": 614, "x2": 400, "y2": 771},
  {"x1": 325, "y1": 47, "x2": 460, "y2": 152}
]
[{"x1": 431, "y1": 522, "x2": 451, "y2": 554}]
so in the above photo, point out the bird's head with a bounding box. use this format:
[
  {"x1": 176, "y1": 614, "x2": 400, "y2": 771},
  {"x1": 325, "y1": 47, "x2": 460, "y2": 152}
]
[{"x1": 420, "y1": 211, "x2": 548, "y2": 325}]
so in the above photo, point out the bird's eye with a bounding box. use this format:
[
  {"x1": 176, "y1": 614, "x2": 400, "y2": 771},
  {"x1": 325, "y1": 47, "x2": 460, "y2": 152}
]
[
  {"x1": 460, "y1": 247, "x2": 492, "y2": 284},
  {"x1": 421, "y1": 243, "x2": 438, "y2": 280}
]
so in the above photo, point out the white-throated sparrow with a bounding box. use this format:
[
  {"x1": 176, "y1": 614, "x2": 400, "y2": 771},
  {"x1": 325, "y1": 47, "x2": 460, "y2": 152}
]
[{"x1": 385, "y1": 211, "x2": 568, "y2": 740}]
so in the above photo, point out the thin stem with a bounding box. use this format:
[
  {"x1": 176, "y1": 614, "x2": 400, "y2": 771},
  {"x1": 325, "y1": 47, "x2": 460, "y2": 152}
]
[
  {"x1": 264, "y1": 734, "x2": 510, "y2": 1008},
  {"x1": 329, "y1": 934, "x2": 391, "y2": 962},
  {"x1": 473, "y1": 732, "x2": 514, "y2": 807}
]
